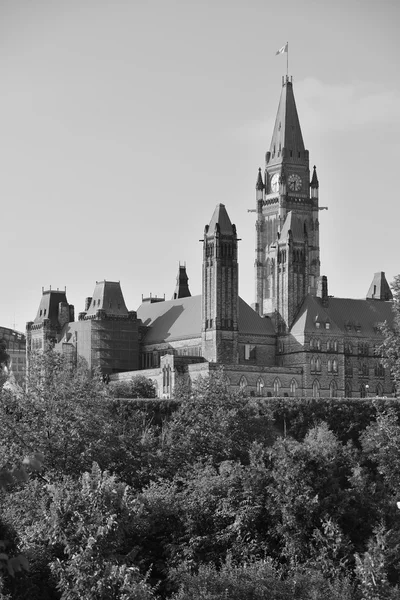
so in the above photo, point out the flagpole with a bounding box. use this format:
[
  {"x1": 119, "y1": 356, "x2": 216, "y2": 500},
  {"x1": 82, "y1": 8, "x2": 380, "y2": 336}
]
[{"x1": 286, "y1": 42, "x2": 289, "y2": 80}]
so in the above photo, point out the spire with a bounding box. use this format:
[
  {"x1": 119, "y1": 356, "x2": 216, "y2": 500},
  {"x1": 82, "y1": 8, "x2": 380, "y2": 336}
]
[
  {"x1": 266, "y1": 78, "x2": 307, "y2": 168},
  {"x1": 256, "y1": 168, "x2": 264, "y2": 190},
  {"x1": 366, "y1": 272, "x2": 393, "y2": 301},
  {"x1": 206, "y1": 203, "x2": 234, "y2": 237},
  {"x1": 172, "y1": 264, "x2": 191, "y2": 299},
  {"x1": 310, "y1": 165, "x2": 319, "y2": 188}
]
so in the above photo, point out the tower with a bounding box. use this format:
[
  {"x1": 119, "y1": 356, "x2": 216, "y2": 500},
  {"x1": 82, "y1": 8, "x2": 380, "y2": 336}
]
[
  {"x1": 254, "y1": 76, "x2": 321, "y2": 330},
  {"x1": 201, "y1": 204, "x2": 239, "y2": 363}
]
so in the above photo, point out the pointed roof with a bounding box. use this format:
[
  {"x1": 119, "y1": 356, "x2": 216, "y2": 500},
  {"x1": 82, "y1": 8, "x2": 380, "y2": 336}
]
[
  {"x1": 172, "y1": 265, "x2": 191, "y2": 300},
  {"x1": 256, "y1": 168, "x2": 264, "y2": 190},
  {"x1": 85, "y1": 281, "x2": 129, "y2": 317},
  {"x1": 310, "y1": 165, "x2": 319, "y2": 188},
  {"x1": 206, "y1": 203, "x2": 234, "y2": 237},
  {"x1": 366, "y1": 272, "x2": 393, "y2": 301},
  {"x1": 268, "y1": 78, "x2": 307, "y2": 168}
]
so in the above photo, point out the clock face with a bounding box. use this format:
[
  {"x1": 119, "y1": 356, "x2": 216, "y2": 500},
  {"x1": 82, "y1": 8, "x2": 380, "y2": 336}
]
[
  {"x1": 270, "y1": 173, "x2": 279, "y2": 193},
  {"x1": 288, "y1": 173, "x2": 302, "y2": 191}
]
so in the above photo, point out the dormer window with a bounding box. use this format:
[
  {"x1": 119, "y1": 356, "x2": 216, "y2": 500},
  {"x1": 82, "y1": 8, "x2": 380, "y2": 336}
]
[{"x1": 325, "y1": 322, "x2": 330, "y2": 330}]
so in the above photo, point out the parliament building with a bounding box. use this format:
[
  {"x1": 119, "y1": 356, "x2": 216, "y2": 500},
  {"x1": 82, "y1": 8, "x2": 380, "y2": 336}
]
[{"x1": 26, "y1": 77, "x2": 395, "y2": 399}]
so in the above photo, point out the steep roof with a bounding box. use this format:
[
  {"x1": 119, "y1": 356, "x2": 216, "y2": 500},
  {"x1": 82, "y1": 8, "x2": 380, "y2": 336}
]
[
  {"x1": 137, "y1": 295, "x2": 275, "y2": 345},
  {"x1": 268, "y1": 79, "x2": 307, "y2": 168},
  {"x1": 207, "y1": 204, "x2": 234, "y2": 237},
  {"x1": 366, "y1": 272, "x2": 393, "y2": 301},
  {"x1": 172, "y1": 265, "x2": 191, "y2": 299},
  {"x1": 34, "y1": 290, "x2": 69, "y2": 325},
  {"x1": 291, "y1": 295, "x2": 394, "y2": 337},
  {"x1": 85, "y1": 281, "x2": 129, "y2": 317}
]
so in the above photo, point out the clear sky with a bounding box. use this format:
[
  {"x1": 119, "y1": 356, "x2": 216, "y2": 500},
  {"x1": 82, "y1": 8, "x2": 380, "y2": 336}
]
[{"x1": 1, "y1": 0, "x2": 399, "y2": 332}]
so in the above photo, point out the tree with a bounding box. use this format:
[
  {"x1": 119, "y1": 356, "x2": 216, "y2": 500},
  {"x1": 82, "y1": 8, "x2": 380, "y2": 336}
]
[
  {"x1": 160, "y1": 371, "x2": 275, "y2": 476},
  {"x1": 379, "y1": 274, "x2": 400, "y2": 394},
  {"x1": 109, "y1": 376, "x2": 156, "y2": 399}
]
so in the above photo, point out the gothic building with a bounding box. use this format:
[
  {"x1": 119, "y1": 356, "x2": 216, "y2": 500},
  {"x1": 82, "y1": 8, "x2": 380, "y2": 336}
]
[{"x1": 26, "y1": 76, "x2": 396, "y2": 398}]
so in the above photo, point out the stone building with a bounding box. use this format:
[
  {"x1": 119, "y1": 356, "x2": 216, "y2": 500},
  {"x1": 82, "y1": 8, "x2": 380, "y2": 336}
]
[{"x1": 26, "y1": 76, "x2": 396, "y2": 398}]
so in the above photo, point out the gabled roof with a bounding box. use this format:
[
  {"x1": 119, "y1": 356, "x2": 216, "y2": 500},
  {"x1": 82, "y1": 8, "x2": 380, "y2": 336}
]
[
  {"x1": 207, "y1": 204, "x2": 234, "y2": 237},
  {"x1": 137, "y1": 295, "x2": 275, "y2": 345},
  {"x1": 85, "y1": 281, "x2": 129, "y2": 317},
  {"x1": 291, "y1": 295, "x2": 394, "y2": 337}
]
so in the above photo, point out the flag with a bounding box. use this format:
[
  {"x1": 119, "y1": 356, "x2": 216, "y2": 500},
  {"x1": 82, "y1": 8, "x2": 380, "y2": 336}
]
[{"x1": 276, "y1": 42, "x2": 288, "y2": 55}]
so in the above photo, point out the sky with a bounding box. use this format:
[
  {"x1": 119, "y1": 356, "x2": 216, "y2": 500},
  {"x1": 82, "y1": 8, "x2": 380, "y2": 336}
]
[{"x1": 0, "y1": 0, "x2": 399, "y2": 332}]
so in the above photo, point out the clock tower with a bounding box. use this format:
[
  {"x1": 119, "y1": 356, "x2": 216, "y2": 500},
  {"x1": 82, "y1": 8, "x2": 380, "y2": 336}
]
[{"x1": 254, "y1": 76, "x2": 321, "y2": 330}]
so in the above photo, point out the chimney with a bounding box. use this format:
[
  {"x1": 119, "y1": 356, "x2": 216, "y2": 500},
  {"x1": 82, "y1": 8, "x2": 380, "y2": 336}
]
[{"x1": 316, "y1": 276, "x2": 328, "y2": 307}]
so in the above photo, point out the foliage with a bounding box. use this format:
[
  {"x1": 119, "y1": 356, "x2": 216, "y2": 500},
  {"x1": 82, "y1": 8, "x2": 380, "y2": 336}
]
[
  {"x1": 46, "y1": 464, "x2": 154, "y2": 600},
  {"x1": 170, "y1": 556, "x2": 354, "y2": 600},
  {"x1": 379, "y1": 274, "x2": 400, "y2": 392},
  {"x1": 160, "y1": 371, "x2": 276, "y2": 475},
  {"x1": 109, "y1": 375, "x2": 156, "y2": 399}
]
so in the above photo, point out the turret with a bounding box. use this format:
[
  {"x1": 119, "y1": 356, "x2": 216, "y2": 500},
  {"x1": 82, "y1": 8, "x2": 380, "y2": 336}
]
[{"x1": 172, "y1": 264, "x2": 191, "y2": 299}]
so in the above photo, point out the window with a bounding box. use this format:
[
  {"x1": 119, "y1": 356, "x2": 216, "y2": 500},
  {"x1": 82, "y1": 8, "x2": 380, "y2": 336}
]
[
  {"x1": 290, "y1": 379, "x2": 298, "y2": 397},
  {"x1": 329, "y1": 380, "x2": 337, "y2": 398},
  {"x1": 312, "y1": 379, "x2": 320, "y2": 398},
  {"x1": 239, "y1": 376, "x2": 248, "y2": 391},
  {"x1": 325, "y1": 322, "x2": 330, "y2": 330},
  {"x1": 333, "y1": 358, "x2": 338, "y2": 373},
  {"x1": 345, "y1": 382, "x2": 352, "y2": 398},
  {"x1": 256, "y1": 377, "x2": 264, "y2": 396},
  {"x1": 273, "y1": 378, "x2": 281, "y2": 397},
  {"x1": 375, "y1": 363, "x2": 385, "y2": 377}
]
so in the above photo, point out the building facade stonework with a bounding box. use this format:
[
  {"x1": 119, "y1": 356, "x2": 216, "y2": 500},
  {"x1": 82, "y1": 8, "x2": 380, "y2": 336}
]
[{"x1": 27, "y1": 77, "x2": 396, "y2": 399}]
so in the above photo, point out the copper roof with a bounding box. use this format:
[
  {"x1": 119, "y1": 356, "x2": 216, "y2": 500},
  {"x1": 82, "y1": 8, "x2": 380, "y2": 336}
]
[
  {"x1": 207, "y1": 204, "x2": 234, "y2": 237},
  {"x1": 291, "y1": 294, "x2": 394, "y2": 337},
  {"x1": 137, "y1": 295, "x2": 275, "y2": 345},
  {"x1": 34, "y1": 290, "x2": 69, "y2": 325},
  {"x1": 268, "y1": 79, "x2": 307, "y2": 168}
]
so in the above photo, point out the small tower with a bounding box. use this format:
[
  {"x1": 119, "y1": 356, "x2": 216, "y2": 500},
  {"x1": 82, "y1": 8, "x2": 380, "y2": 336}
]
[
  {"x1": 172, "y1": 264, "x2": 191, "y2": 299},
  {"x1": 201, "y1": 204, "x2": 238, "y2": 363}
]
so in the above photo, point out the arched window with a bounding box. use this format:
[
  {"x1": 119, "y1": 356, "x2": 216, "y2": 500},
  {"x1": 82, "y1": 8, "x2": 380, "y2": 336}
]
[
  {"x1": 311, "y1": 356, "x2": 316, "y2": 373},
  {"x1": 312, "y1": 379, "x2": 320, "y2": 399},
  {"x1": 273, "y1": 378, "x2": 281, "y2": 397},
  {"x1": 359, "y1": 383, "x2": 366, "y2": 398},
  {"x1": 316, "y1": 357, "x2": 321, "y2": 373},
  {"x1": 328, "y1": 359, "x2": 332, "y2": 373},
  {"x1": 375, "y1": 383, "x2": 383, "y2": 397},
  {"x1": 345, "y1": 382, "x2": 352, "y2": 398},
  {"x1": 256, "y1": 377, "x2": 264, "y2": 396},
  {"x1": 329, "y1": 380, "x2": 337, "y2": 398},
  {"x1": 239, "y1": 376, "x2": 248, "y2": 390},
  {"x1": 332, "y1": 358, "x2": 338, "y2": 373},
  {"x1": 375, "y1": 363, "x2": 385, "y2": 377},
  {"x1": 290, "y1": 379, "x2": 298, "y2": 397}
]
